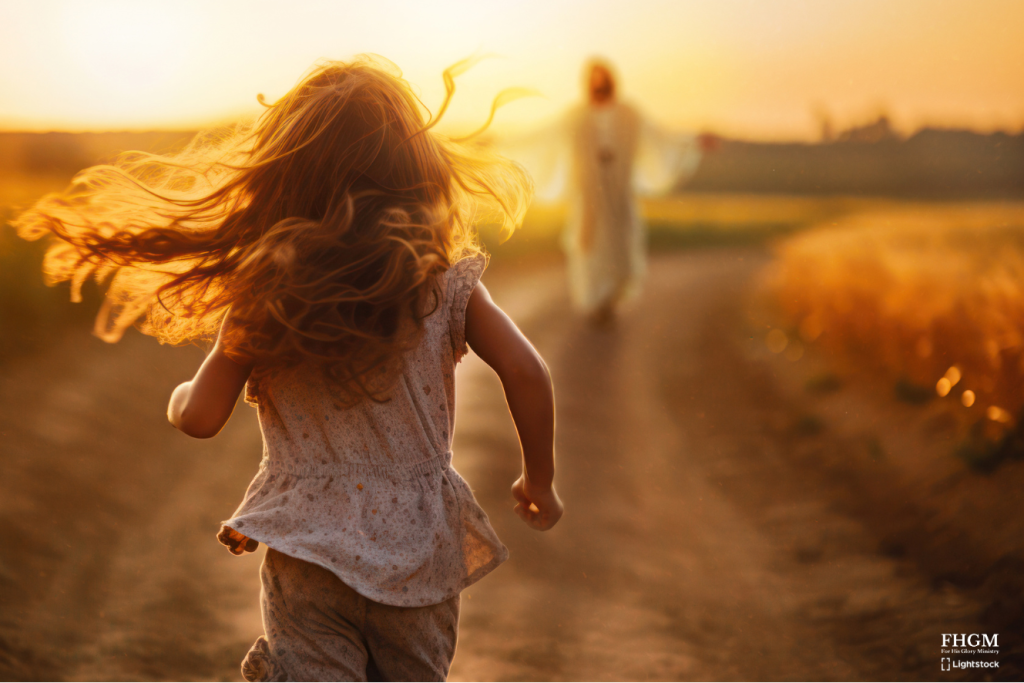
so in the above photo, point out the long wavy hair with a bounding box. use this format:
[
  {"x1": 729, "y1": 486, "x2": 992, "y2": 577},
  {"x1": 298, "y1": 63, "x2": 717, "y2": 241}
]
[{"x1": 14, "y1": 56, "x2": 532, "y2": 404}]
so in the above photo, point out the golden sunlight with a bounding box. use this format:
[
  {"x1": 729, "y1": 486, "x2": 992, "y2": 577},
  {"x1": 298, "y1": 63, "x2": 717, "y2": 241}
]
[
  {"x1": 2, "y1": 0, "x2": 1023, "y2": 136},
  {"x1": 50, "y1": 2, "x2": 200, "y2": 127}
]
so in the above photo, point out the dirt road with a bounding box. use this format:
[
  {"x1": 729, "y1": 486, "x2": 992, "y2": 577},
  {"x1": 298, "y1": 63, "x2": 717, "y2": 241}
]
[{"x1": 0, "y1": 249, "x2": 1016, "y2": 680}]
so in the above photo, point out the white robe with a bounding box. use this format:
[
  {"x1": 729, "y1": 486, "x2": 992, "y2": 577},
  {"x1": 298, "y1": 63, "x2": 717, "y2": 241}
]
[{"x1": 502, "y1": 102, "x2": 702, "y2": 313}]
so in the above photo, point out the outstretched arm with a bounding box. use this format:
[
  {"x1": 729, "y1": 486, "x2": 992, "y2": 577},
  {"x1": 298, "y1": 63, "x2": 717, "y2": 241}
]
[
  {"x1": 464, "y1": 282, "x2": 563, "y2": 531},
  {"x1": 167, "y1": 318, "x2": 253, "y2": 439}
]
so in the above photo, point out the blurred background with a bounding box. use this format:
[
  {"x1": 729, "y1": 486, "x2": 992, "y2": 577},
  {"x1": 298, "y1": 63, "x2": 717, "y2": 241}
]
[{"x1": 2, "y1": 0, "x2": 1023, "y2": 680}]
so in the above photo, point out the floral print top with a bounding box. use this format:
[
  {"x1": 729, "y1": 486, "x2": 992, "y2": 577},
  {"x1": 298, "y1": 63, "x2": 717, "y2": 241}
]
[{"x1": 223, "y1": 255, "x2": 508, "y2": 607}]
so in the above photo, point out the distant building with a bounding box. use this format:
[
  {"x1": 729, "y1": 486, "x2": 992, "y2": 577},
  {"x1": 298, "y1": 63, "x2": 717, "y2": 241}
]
[
  {"x1": 836, "y1": 114, "x2": 900, "y2": 143},
  {"x1": 815, "y1": 107, "x2": 835, "y2": 143}
]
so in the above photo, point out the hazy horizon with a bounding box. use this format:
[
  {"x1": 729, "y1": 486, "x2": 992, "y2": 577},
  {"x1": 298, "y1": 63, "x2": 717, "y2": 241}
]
[
  {"x1": 1, "y1": 0, "x2": 1022, "y2": 141},
  {"x1": 0, "y1": 118, "x2": 1017, "y2": 142}
]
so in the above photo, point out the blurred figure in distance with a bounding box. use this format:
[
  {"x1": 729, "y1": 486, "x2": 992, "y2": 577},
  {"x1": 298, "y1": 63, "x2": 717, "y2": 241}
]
[{"x1": 502, "y1": 59, "x2": 716, "y2": 326}]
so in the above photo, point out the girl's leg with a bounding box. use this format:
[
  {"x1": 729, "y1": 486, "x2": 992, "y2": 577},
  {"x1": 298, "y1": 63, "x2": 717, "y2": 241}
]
[
  {"x1": 243, "y1": 548, "x2": 371, "y2": 682},
  {"x1": 362, "y1": 593, "x2": 461, "y2": 682}
]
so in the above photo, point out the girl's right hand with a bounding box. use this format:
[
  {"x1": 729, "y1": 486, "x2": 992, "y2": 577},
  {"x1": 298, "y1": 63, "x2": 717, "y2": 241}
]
[
  {"x1": 511, "y1": 475, "x2": 564, "y2": 531},
  {"x1": 217, "y1": 525, "x2": 259, "y2": 555}
]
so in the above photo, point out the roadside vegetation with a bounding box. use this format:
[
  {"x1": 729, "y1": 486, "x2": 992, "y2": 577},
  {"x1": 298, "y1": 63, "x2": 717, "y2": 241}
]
[{"x1": 765, "y1": 204, "x2": 1024, "y2": 470}]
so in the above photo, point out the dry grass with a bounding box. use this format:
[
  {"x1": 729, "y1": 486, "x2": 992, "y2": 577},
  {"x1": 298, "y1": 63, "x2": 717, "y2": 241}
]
[
  {"x1": 0, "y1": 174, "x2": 70, "y2": 211},
  {"x1": 766, "y1": 203, "x2": 1024, "y2": 456},
  {"x1": 0, "y1": 174, "x2": 97, "y2": 356},
  {"x1": 642, "y1": 193, "x2": 883, "y2": 226}
]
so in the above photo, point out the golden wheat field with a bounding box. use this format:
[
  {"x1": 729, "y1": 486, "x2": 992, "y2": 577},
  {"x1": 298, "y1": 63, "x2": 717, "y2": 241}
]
[{"x1": 766, "y1": 202, "x2": 1024, "y2": 443}]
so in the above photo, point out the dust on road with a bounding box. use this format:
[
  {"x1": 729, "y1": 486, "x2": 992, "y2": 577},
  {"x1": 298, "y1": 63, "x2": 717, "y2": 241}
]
[{"x1": 0, "y1": 249, "x2": 1006, "y2": 681}]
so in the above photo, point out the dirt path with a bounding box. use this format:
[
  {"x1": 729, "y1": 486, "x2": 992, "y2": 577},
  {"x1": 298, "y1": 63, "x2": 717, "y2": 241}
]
[
  {"x1": 449, "y1": 251, "x2": 999, "y2": 681},
  {"x1": 0, "y1": 332, "x2": 266, "y2": 681},
  {"x1": 0, "y1": 249, "x2": 1010, "y2": 681}
]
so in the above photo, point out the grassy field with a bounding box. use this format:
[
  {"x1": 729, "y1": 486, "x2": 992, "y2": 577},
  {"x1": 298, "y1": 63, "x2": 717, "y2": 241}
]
[
  {"x1": 765, "y1": 202, "x2": 1024, "y2": 470},
  {"x1": 479, "y1": 193, "x2": 875, "y2": 257},
  {"x1": 0, "y1": 199, "x2": 95, "y2": 359}
]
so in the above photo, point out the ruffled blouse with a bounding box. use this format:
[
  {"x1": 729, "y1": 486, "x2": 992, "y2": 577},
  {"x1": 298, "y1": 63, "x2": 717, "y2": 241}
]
[{"x1": 223, "y1": 255, "x2": 508, "y2": 607}]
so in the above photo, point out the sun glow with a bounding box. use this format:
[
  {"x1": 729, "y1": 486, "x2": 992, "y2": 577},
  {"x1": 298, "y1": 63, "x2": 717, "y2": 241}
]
[
  {"x1": 62, "y1": 2, "x2": 185, "y2": 87},
  {"x1": 36, "y1": 1, "x2": 204, "y2": 129},
  {"x1": 1, "y1": 0, "x2": 1023, "y2": 137}
]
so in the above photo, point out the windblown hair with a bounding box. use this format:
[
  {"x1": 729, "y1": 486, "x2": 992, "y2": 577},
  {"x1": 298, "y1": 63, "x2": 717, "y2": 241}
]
[{"x1": 14, "y1": 55, "x2": 532, "y2": 404}]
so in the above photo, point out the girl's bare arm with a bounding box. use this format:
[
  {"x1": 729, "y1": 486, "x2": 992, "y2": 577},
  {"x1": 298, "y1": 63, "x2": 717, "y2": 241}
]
[
  {"x1": 168, "y1": 321, "x2": 257, "y2": 554},
  {"x1": 168, "y1": 321, "x2": 253, "y2": 439},
  {"x1": 464, "y1": 282, "x2": 563, "y2": 531}
]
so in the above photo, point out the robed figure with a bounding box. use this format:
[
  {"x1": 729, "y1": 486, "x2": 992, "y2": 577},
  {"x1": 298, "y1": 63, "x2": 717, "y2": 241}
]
[{"x1": 502, "y1": 60, "x2": 708, "y2": 323}]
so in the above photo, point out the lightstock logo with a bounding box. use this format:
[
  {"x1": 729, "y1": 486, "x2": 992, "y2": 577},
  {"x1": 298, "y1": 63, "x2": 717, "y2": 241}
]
[{"x1": 940, "y1": 633, "x2": 1000, "y2": 672}]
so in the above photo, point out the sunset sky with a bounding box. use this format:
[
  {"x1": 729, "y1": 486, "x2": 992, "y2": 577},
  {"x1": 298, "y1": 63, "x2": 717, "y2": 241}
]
[{"x1": 1, "y1": 0, "x2": 1021, "y2": 140}]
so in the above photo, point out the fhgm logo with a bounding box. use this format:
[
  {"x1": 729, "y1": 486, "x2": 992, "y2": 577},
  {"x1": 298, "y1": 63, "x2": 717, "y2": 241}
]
[
  {"x1": 940, "y1": 633, "x2": 1001, "y2": 672},
  {"x1": 942, "y1": 633, "x2": 999, "y2": 648}
]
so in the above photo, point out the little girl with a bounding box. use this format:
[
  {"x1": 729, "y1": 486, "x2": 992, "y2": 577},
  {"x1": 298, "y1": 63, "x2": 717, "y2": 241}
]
[{"x1": 15, "y1": 56, "x2": 563, "y2": 681}]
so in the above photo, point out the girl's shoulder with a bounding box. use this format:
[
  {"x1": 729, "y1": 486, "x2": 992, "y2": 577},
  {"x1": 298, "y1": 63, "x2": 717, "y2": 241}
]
[
  {"x1": 443, "y1": 253, "x2": 487, "y2": 293},
  {"x1": 442, "y1": 254, "x2": 488, "y2": 363}
]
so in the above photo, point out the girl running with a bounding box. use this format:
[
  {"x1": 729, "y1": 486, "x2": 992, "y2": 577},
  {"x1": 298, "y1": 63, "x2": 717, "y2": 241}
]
[{"x1": 14, "y1": 56, "x2": 563, "y2": 681}]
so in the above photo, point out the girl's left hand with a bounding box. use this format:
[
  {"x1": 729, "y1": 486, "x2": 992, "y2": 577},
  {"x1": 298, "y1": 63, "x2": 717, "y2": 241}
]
[
  {"x1": 217, "y1": 525, "x2": 259, "y2": 555},
  {"x1": 511, "y1": 475, "x2": 564, "y2": 531}
]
